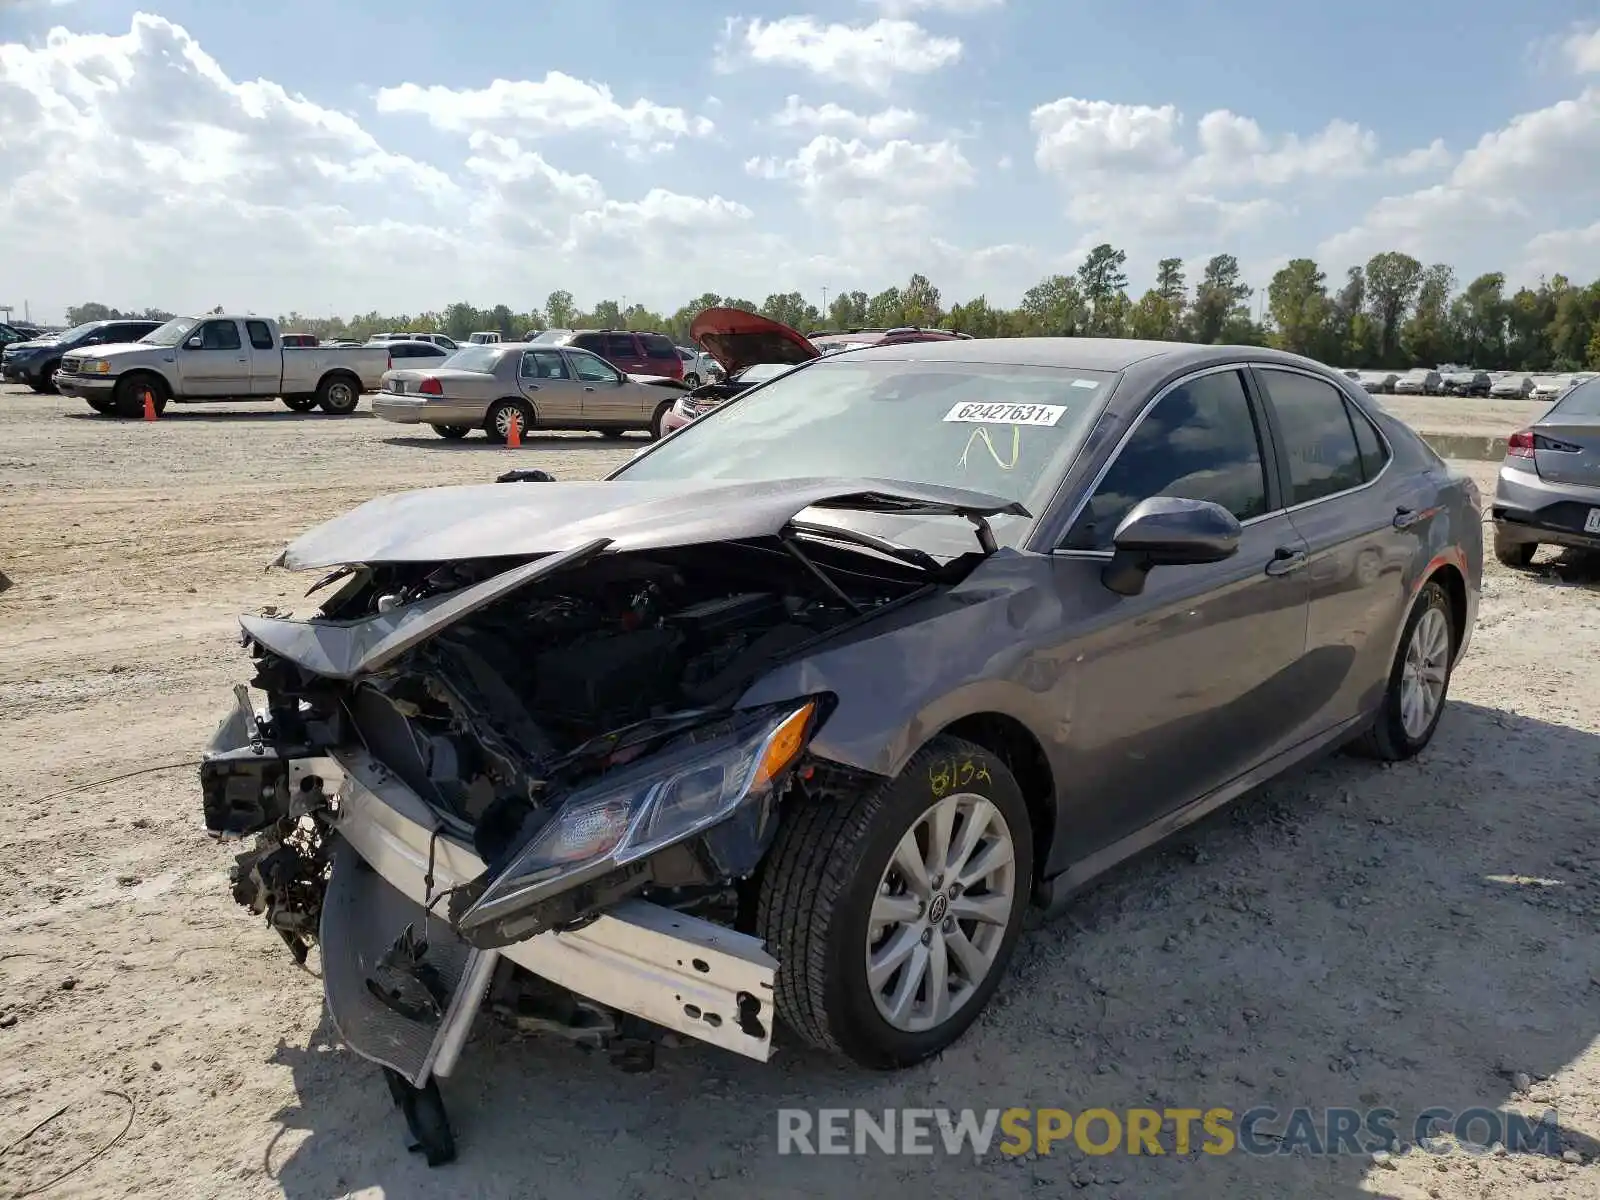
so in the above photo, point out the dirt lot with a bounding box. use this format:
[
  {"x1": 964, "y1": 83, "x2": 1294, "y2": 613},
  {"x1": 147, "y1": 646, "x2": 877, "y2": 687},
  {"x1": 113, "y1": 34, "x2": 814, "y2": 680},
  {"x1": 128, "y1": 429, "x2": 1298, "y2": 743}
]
[{"x1": 1, "y1": 386, "x2": 1596, "y2": 1200}]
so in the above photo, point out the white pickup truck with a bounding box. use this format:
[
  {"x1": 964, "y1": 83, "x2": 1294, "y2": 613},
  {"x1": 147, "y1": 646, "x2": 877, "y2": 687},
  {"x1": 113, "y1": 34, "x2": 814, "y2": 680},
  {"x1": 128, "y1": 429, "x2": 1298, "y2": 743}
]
[{"x1": 52, "y1": 315, "x2": 394, "y2": 417}]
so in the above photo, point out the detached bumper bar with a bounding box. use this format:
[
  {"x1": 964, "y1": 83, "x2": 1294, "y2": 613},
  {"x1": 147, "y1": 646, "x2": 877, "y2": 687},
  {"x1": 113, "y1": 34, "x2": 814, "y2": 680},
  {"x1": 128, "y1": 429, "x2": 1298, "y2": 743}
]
[{"x1": 323, "y1": 748, "x2": 778, "y2": 1074}]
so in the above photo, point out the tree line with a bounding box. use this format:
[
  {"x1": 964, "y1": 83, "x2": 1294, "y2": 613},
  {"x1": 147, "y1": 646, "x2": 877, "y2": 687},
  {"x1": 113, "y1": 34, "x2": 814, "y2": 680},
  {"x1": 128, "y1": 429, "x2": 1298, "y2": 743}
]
[{"x1": 64, "y1": 247, "x2": 1600, "y2": 372}]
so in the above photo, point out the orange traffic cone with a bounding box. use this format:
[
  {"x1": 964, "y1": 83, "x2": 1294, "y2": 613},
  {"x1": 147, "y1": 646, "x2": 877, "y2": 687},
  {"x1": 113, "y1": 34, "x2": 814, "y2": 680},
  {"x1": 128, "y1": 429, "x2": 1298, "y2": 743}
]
[
  {"x1": 142, "y1": 388, "x2": 158, "y2": 421},
  {"x1": 506, "y1": 412, "x2": 522, "y2": 448}
]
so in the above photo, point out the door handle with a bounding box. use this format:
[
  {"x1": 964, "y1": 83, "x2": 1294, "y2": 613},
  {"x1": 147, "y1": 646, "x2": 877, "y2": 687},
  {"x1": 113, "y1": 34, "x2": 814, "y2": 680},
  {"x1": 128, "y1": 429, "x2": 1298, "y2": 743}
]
[
  {"x1": 1392, "y1": 505, "x2": 1431, "y2": 529},
  {"x1": 524, "y1": 383, "x2": 540, "y2": 391},
  {"x1": 583, "y1": 386, "x2": 595, "y2": 392},
  {"x1": 1265, "y1": 547, "x2": 1308, "y2": 576}
]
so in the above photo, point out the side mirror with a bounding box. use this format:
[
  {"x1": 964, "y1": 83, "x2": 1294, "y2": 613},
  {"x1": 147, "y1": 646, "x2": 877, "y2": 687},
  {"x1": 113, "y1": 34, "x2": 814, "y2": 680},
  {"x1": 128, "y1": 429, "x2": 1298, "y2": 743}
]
[
  {"x1": 185, "y1": 336, "x2": 203, "y2": 350},
  {"x1": 1102, "y1": 496, "x2": 1241, "y2": 597}
]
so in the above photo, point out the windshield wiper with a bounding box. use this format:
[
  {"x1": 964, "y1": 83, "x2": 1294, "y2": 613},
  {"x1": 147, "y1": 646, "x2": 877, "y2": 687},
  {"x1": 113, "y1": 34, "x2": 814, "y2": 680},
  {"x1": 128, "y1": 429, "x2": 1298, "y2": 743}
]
[{"x1": 789, "y1": 520, "x2": 941, "y2": 573}]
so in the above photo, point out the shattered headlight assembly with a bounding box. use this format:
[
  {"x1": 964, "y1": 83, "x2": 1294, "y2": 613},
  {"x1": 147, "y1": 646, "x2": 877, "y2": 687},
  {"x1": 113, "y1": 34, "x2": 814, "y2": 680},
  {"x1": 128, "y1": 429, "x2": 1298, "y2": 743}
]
[{"x1": 456, "y1": 700, "x2": 819, "y2": 934}]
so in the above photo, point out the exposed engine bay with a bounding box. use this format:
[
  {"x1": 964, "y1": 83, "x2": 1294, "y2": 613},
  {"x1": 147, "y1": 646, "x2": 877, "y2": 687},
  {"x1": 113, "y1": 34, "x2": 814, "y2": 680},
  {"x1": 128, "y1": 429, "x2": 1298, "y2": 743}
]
[{"x1": 210, "y1": 533, "x2": 937, "y2": 954}]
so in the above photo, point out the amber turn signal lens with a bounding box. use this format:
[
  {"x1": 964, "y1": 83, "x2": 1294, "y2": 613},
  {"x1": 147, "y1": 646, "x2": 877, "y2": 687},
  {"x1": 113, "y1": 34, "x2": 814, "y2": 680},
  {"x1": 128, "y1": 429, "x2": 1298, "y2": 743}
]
[{"x1": 753, "y1": 701, "x2": 815, "y2": 787}]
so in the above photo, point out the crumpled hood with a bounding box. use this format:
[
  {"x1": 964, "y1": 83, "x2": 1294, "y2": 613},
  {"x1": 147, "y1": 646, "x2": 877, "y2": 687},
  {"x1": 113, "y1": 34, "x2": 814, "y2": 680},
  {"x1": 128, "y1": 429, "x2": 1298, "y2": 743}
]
[{"x1": 276, "y1": 476, "x2": 1028, "y2": 571}]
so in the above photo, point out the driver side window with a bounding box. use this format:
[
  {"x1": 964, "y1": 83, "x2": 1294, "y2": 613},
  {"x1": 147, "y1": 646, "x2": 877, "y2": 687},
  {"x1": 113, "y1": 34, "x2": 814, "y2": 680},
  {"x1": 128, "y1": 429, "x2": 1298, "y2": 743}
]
[
  {"x1": 569, "y1": 351, "x2": 620, "y2": 384},
  {"x1": 1065, "y1": 369, "x2": 1269, "y2": 550}
]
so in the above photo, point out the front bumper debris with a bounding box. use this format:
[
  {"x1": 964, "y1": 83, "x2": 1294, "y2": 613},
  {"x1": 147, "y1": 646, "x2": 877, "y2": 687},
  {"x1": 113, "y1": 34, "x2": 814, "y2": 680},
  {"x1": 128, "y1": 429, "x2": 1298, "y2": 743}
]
[{"x1": 325, "y1": 746, "x2": 779, "y2": 1068}]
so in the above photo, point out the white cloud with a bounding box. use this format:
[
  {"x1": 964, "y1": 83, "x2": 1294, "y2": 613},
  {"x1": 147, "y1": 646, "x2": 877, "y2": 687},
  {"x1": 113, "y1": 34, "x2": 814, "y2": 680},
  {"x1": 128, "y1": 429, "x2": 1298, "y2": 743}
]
[
  {"x1": 1385, "y1": 138, "x2": 1451, "y2": 175},
  {"x1": 719, "y1": 16, "x2": 961, "y2": 91},
  {"x1": 1525, "y1": 220, "x2": 1600, "y2": 279},
  {"x1": 1318, "y1": 87, "x2": 1600, "y2": 278},
  {"x1": 0, "y1": 13, "x2": 758, "y2": 315},
  {"x1": 374, "y1": 73, "x2": 713, "y2": 142},
  {"x1": 772, "y1": 94, "x2": 921, "y2": 138},
  {"x1": 864, "y1": 0, "x2": 1003, "y2": 14},
  {"x1": 1031, "y1": 97, "x2": 1185, "y2": 174},
  {"x1": 747, "y1": 135, "x2": 974, "y2": 206},
  {"x1": 1561, "y1": 25, "x2": 1600, "y2": 73}
]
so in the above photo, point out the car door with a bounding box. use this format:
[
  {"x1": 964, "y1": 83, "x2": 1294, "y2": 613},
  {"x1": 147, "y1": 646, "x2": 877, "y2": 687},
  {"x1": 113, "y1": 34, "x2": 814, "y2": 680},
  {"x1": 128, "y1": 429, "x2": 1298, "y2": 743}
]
[
  {"x1": 243, "y1": 320, "x2": 281, "y2": 395},
  {"x1": 564, "y1": 349, "x2": 630, "y2": 425},
  {"x1": 1048, "y1": 366, "x2": 1313, "y2": 855},
  {"x1": 518, "y1": 349, "x2": 586, "y2": 422},
  {"x1": 178, "y1": 319, "x2": 248, "y2": 396},
  {"x1": 1251, "y1": 366, "x2": 1413, "y2": 736}
]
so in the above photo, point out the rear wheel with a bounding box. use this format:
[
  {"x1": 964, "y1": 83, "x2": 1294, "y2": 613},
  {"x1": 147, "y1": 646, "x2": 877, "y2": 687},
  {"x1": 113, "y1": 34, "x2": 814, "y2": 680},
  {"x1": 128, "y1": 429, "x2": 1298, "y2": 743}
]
[
  {"x1": 484, "y1": 398, "x2": 534, "y2": 444},
  {"x1": 600, "y1": 428, "x2": 626, "y2": 439},
  {"x1": 1352, "y1": 579, "x2": 1455, "y2": 761},
  {"x1": 432, "y1": 424, "x2": 470, "y2": 440},
  {"x1": 316, "y1": 375, "x2": 360, "y2": 414},
  {"x1": 282, "y1": 395, "x2": 317, "y2": 413},
  {"x1": 1493, "y1": 530, "x2": 1536, "y2": 569},
  {"x1": 757, "y1": 735, "x2": 1032, "y2": 1068},
  {"x1": 649, "y1": 401, "x2": 673, "y2": 440}
]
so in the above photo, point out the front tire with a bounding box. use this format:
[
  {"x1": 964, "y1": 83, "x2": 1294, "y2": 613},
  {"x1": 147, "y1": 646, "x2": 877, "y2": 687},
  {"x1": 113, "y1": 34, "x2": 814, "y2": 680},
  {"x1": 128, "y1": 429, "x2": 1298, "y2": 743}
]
[
  {"x1": 85, "y1": 396, "x2": 114, "y2": 415},
  {"x1": 757, "y1": 735, "x2": 1033, "y2": 1068},
  {"x1": 282, "y1": 395, "x2": 317, "y2": 413},
  {"x1": 432, "y1": 424, "x2": 470, "y2": 440},
  {"x1": 112, "y1": 373, "x2": 168, "y2": 418},
  {"x1": 316, "y1": 375, "x2": 360, "y2": 414},
  {"x1": 649, "y1": 401, "x2": 673, "y2": 440},
  {"x1": 1493, "y1": 530, "x2": 1536, "y2": 569},
  {"x1": 1352, "y1": 579, "x2": 1455, "y2": 761},
  {"x1": 36, "y1": 363, "x2": 60, "y2": 394}
]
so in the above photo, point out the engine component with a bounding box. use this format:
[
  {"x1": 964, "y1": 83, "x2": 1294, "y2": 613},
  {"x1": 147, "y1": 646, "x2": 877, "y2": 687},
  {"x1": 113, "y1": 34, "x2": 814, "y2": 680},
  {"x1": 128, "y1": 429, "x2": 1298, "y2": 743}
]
[
  {"x1": 530, "y1": 627, "x2": 686, "y2": 731},
  {"x1": 665, "y1": 592, "x2": 785, "y2": 640},
  {"x1": 230, "y1": 817, "x2": 332, "y2": 964}
]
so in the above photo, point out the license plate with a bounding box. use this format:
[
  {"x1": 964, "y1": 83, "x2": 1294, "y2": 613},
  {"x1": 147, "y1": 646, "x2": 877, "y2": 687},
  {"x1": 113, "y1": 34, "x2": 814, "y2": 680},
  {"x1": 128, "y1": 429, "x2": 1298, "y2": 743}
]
[{"x1": 1585, "y1": 508, "x2": 1600, "y2": 534}]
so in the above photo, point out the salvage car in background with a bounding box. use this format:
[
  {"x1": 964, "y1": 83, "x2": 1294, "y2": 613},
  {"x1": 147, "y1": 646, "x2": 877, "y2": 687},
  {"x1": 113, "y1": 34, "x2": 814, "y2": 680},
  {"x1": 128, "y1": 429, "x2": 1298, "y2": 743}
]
[
  {"x1": 1490, "y1": 374, "x2": 1535, "y2": 399},
  {"x1": 201, "y1": 338, "x2": 1481, "y2": 1163},
  {"x1": 372, "y1": 342, "x2": 687, "y2": 441},
  {"x1": 1491, "y1": 375, "x2": 1600, "y2": 566},
  {"x1": 659, "y1": 307, "x2": 819, "y2": 435},
  {"x1": 1394, "y1": 369, "x2": 1443, "y2": 396},
  {"x1": 51, "y1": 316, "x2": 390, "y2": 416}
]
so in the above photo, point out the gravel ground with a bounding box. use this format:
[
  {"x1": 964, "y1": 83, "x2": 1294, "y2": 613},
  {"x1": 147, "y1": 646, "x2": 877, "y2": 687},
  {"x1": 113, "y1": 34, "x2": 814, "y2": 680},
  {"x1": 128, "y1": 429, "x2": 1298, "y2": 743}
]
[{"x1": 1, "y1": 386, "x2": 1597, "y2": 1200}]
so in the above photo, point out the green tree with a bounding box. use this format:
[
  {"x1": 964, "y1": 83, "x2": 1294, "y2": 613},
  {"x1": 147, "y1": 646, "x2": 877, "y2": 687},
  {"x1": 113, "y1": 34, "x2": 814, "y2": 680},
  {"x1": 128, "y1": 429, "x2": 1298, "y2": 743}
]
[
  {"x1": 760, "y1": 292, "x2": 817, "y2": 329},
  {"x1": 1154, "y1": 257, "x2": 1187, "y2": 338},
  {"x1": 1363, "y1": 251, "x2": 1423, "y2": 365},
  {"x1": 827, "y1": 290, "x2": 869, "y2": 329},
  {"x1": 1266, "y1": 258, "x2": 1331, "y2": 357},
  {"x1": 724, "y1": 297, "x2": 760, "y2": 314},
  {"x1": 1327, "y1": 267, "x2": 1369, "y2": 365},
  {"x1": 865, "y1": 287, "x2": 904, "y2": 327},
  {"x1": 1452, "y1": 272, "x2": 1507, "y2": 368},
  {"x1": 900, "y1": 273, "x2": 943, "y2": 326},
  {"x1": 1189, "y1": 255, "x2": 1252, "y2": 344},
  {"x1": 589, "y1": 299, "x2": 623, "y2": 328},
  {"x1": 441, "y1": 301, "x2": 480, "y2": 340},
  {"x1": 1399, "y1": 263, "x2": 1456, "y2": 366},
  {"x1": 1076, "y1": 243, "x2": 1129, "y2": 334},
  {"x1": 1126, "y1": 290, "x2": 1175, "y2": 340},
  {"x1": 543, "y1": 290, "x2": 577, "y2": 328},
  {"x1": 1017, "y1": 274, "x2": 1083, "y2": 335},
  {"x1": 946, "y1": 295, "x2": 1005, "y2": 337}
]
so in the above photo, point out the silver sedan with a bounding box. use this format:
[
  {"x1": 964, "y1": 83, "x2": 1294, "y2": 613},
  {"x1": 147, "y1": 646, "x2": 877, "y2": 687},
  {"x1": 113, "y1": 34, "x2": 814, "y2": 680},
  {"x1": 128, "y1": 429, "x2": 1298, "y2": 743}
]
[
  {"x1": 1492, "y1": 376, "x2": 1600, "y2": 565},
  {"x1": 372, "y1": 342, "x2": 688, "y2": 441}
]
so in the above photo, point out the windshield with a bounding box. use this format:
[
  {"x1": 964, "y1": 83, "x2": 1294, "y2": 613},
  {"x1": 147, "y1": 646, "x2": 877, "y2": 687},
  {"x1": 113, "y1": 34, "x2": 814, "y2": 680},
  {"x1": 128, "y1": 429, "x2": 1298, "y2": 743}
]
[
  {"x1": 530, "y1": 329, "x2": 570, "y2": 344},
  {"x1": 736, "y1": 362, "x2": 799, "y2": 385},
  {"x1": 140, "y1": 317, "x2": 201, "y2": 347},
  {"x1": 43, "y1": 322, "x2": 106, "y2": 344},
  {"x1": 1552, "y1": 378, "x2": 1600, "y2": 416},
  {"x1": 440, "y1": 345, "x2": 505, "y2": 372},
  {"x1": 616, "y1": 358, "x2": 1115, "y2": 512}
]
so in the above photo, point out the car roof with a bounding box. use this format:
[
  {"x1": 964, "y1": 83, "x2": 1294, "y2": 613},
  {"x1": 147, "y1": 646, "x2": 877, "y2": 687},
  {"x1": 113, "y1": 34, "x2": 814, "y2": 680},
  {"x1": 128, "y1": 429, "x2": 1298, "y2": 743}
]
[{"x1": 829, "y1": 336, "x2": 1329, "y2": 374}]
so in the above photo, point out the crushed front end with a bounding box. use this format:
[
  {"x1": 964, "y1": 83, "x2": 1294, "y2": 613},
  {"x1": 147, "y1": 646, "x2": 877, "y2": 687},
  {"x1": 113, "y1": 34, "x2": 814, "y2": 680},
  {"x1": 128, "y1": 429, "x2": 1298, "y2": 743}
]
[{"x1": 200, "y1": 519, "x2": 943, "y2": 1162}]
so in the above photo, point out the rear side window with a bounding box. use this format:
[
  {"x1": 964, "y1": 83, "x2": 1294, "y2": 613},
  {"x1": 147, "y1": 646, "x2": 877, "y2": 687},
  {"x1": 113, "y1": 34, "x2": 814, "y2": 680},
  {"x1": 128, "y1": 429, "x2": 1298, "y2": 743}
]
[
  {"x1": 245, "y1": 321, "x2": 274, "y2": 350},
  {"x1": 606, "y1": 334, "x2": 638, "y2": 358},
  {"x1": 1345, "y1": 400, "x2": 1390, "y2": 482},
  {"x1": 571, "y1": 333, "x2": 603, "y2": 353},
  {"x1": 1257, "y1": 369, "x2": 1365, "y2": 504},
  {"x1": 1066, "y1": 369, "x2": 1268, "y2": 550},
  {"x1": 642, "y1": 334, "x2": 678, "y2": 360}
]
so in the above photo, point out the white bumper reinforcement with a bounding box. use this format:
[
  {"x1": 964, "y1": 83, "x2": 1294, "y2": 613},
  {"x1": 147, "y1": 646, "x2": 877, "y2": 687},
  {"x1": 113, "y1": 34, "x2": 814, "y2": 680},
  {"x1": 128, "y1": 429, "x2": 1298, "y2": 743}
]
[{"x1": 316, "y1": 749, "x2": 779, "y2": 1062}]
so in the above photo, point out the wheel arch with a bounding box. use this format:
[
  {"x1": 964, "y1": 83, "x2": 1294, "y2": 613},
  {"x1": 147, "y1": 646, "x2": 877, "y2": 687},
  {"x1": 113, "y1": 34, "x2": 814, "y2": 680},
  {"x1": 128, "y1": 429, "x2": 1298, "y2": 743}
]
[
  {"x1": 117, "y1": 367, "x2": 170, "y2": 397},
  {"x1": 317, "y1": 368, "x2": 363, "y2": 394},
  {"x1": 933, "y1": 712, "x2": 1056, "y2": 887},
  {"x1": 1428, "y1": 561, "x2": 1468, "y2": 655}
]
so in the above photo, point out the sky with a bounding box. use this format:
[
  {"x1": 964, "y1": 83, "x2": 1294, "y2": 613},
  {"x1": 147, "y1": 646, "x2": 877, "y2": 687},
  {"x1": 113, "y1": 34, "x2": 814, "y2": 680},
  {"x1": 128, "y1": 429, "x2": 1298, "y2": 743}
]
[{"x1": 2, "y1": 0, "x2": 1599, "y2": 324}]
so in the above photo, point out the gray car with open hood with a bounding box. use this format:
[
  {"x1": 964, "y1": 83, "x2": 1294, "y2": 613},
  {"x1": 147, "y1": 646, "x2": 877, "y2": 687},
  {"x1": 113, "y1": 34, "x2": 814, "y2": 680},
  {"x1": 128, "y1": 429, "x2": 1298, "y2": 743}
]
[{"x1": 200, "y1": 336, "x2": 1482, "y2": 1164}]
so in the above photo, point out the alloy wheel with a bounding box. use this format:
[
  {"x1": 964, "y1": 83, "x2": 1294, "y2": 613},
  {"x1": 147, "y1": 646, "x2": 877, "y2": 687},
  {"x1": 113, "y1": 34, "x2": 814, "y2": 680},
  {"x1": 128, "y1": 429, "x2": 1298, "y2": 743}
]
[
  {"x1": 865, "y1": 793, "x2": 1017, "y2": 1033},
  {"x1": 1400, "y1": 605, "x2": 1450, "y2": 739}
]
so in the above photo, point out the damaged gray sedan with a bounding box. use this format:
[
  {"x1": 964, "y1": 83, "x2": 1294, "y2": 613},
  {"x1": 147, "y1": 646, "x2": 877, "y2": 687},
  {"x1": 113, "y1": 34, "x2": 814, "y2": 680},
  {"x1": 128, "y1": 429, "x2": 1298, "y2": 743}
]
[{"x1": 201, "y1": 338, "x2": 1482, "y2": 1163}]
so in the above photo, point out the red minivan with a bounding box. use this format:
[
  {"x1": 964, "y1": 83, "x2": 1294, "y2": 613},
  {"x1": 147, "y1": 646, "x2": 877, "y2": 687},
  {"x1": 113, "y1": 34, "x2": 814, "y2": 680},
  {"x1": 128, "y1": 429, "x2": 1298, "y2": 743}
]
[{"x1": 554, "y1": 330, "x2": 684, "y2": 380}]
